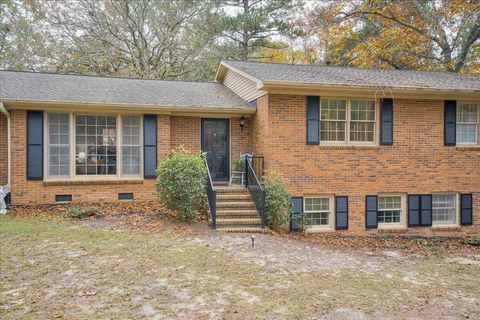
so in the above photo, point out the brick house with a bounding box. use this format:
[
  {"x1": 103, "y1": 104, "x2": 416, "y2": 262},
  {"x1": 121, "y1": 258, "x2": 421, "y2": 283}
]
[{"x1": 1, "y1": 61, "x2": 479, "y2": 235}]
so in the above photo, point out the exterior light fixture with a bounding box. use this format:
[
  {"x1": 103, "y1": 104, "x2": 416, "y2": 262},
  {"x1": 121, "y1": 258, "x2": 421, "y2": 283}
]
[{"x1": 240, "y1": 116, "x2": 246, "y2": 131}]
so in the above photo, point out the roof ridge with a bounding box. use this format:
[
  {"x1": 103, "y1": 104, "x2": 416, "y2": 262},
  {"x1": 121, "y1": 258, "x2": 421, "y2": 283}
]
[
  {"x1": 0, "y1": 69, "x2": 218, "y2": 84},
  {"x1": 221, "y1": 59, "x2": 480, "y2": 79}
]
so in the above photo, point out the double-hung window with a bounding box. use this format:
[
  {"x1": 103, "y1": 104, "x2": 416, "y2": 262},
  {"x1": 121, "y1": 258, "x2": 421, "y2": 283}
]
[
  {"x1": 457, "y1": 102, "x2": 479, "y2": 145},
  {"x1": 45, "y1": 113, "x2": 143, "y2": 180},
  {"x1": 432, "y1": 194, "x2": 457, "y2": 226},
  {"x1": 47, "y1": 113, "x2": 70, "y2": 178},
  {"x1": 304, "y1": 197, "x2": 333, "y2": 229},
  {"x1": 378, "y1": 195, "x2": 403, "y2": 226},
  {"x1": 320, "y1": 98, "x2": 376, "y2": 144}
]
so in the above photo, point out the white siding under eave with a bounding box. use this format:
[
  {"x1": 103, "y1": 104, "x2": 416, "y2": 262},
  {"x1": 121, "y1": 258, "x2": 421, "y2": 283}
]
[{"x1": 223, "y1": 69, "x2": 266, "y2": 102}]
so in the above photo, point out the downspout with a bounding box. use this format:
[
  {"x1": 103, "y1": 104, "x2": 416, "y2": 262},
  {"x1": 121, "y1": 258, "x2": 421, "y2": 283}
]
[{"x1": 0, "y1": 102, "x2": 11, "y2": 213}]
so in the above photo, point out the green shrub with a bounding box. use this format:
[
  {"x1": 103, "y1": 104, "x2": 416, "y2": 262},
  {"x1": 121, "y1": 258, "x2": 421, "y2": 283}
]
[
  {"x1": 68, "y1": 207, "x2": 98, "y2": 219},
  {"x1": 290, "y1": 212, "x2": 312, "y2": 232},
  {"x1": 233, "y1": 157, "x2": 246, "y2": 172},
  {"x1": 156, "y1": 146, "x2": 207, "y2": 219},
  {"x1": 263, "y1": 174, "x2": 292, "y2": 231}
]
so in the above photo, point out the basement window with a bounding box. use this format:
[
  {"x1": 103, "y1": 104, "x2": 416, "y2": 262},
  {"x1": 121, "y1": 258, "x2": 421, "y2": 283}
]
[{"x1": 303, "y1": 196, "x2": 333, "y2": 229}]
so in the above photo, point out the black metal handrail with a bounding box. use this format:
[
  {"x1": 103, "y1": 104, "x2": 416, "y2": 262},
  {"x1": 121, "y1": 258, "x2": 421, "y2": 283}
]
[
  {"x1": 245, "y1": 156, "x2": 266, "y2": 228},
  {"x1": 204, "y1": 157, "x2": 217, "y2": 230}
]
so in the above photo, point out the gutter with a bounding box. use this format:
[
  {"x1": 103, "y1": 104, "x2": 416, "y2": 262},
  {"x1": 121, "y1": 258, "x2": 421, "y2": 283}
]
[{"x1": 0, "y1": 102, "x2": 11, "y2": 214}]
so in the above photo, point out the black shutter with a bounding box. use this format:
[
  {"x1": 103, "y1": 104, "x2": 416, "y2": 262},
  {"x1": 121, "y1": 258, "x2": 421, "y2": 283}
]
[
  {"x1": 408, "y1": 195, "x2": 420, "y2": 227},
  {"x1": 27, "y1": 111, "x2": 43, "y2": 180},
  {"x1": 291, "y1": 197, "x2": 303, "y2": 231},
  {"x1": 444, "y1": 100, "x2": 456, "y2": 146},
  {"x1": 365, "y1": 195, "x2": 378, "y2": 228},
  {"x1": 380, "y1": 98, "x2": 393, "y2": 145},
  {"x1": 460, "y1": 194, "x2": 473, "y2": 225},
  {"x1": 306, "y1": 96, "x2": 320, "y2": 145},
  {"x1": 420, "y1": 195, "x2": 432, "y2": 226},
  {"x1": 335, "y1": 196, "x2": 348, "y2": 230},
  {"x1": 143, "y1": 115, "x2": 157, "y2": 179}
]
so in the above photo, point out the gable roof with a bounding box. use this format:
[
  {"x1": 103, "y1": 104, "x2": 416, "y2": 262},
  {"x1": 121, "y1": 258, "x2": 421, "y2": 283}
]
[
  {"x1": 0, "y1": 70, "x2": 253, "y2": 111},
  {"x1": 218, "y1": 60, "x2": 480, "y2": 93}
]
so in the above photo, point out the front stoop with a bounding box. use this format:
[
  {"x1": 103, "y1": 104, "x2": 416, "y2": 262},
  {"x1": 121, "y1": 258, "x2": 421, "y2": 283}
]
[{"x1": 211, "y1": 183, "x2": 265, "y2": 233}]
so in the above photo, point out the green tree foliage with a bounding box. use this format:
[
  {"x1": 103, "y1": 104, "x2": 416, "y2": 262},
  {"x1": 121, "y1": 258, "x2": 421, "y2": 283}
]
[
  {"x1": 156, "y1": 147, "x2": 207, "y2": 220},
  {"x1": 215, "y1": 0, "x2": 299, "y2": 60},
  {"x1": 263, "y1": 174, "x2": 292, "y2": 231}
]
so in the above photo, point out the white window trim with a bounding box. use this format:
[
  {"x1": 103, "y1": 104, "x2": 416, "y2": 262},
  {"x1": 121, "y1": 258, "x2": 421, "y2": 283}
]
[
  {"x1": 377, "y1": 194, "x2": 406, "y2": 229},
  {"x1": 303, "y1": 195, "x2": 335, "y2": 231},
  {"x1": 319, "y1": 98, "x2": 379, "y2": 146},
  {"x1": 44, "y1": 112, "x2": 144, "y2": 181},
  {"x1": 432, "y1": 193, "x2": 460, "y2": 228},
  {"x1": 456, "y1": 101, "x2": 479, "y2": 147}
]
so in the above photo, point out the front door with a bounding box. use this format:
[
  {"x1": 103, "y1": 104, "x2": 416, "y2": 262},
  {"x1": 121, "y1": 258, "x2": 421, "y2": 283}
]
[{"x1": 201, "y1": 119, "x2": 229, "y2": 180}]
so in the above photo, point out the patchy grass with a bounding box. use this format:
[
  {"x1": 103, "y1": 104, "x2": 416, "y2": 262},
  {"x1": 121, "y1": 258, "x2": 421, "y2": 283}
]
[{"x1": 1, "y1": 216, "x2": 479, "y2": 319}]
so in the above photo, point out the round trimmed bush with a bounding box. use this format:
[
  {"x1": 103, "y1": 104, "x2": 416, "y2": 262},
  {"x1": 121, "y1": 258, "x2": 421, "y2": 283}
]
[{"x1": 156, "y1": 146, "x2": 207, "y2": 219}]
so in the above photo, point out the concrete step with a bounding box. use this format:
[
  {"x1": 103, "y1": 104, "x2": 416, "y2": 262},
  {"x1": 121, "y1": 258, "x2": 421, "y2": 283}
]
[
  {"x1": 213, "y1": 181, "x2": 229, "y2": 186},
  {"x1": 217, "y1": 194, "x2": 252, "y2": 201},
  {"x1": 216, "y1": 227, "x2": 266, "y2": 233},
  {"x1": 216, "y1": 209, "x2": 258, "y2": 215},
  {"x1": 216, "y1": 201, "x2": 255, "y2": 209},
  {"x1": 216, "y1": 210, "x2": 259, "y2": 218},
  {"x1": 215, "y1": 186, "x2": 248, "y2": 194},
  {"x1": 216, "y1": 218, "x2": 261, "y2": 226}
]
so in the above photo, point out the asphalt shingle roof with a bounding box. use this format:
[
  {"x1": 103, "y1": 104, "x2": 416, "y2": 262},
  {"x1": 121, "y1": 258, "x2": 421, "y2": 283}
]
[
  {"x1": 223, "y1": 60, "x2": 480, "y2": 92},
  {"x1": 0, "y1": 70, "x2": 252, "y2": 109}
]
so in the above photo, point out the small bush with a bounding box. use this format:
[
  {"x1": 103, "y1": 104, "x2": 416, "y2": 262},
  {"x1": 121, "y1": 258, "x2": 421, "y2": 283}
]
[
  {"x1": 291, "y1": 212, "x2": 312, "y2": 232},
  {"x1": 156, "y1": 146, "x2": 207, "y2": 219},
  {"x1": 233, "y1": 157, "x2": 246, "y2": 172},
  {"x1": 68, "y1": 207, "x2": 98, "y2": 219},
  {"x1": 263, "y1": 174, "x2": 292, "y2": 231}
]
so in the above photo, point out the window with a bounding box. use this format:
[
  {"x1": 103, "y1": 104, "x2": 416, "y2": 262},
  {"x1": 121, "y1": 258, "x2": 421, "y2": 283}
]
[
  {"x1": 45, "y1": 113, "x2": 143, "y2": 180},
  {"x1": 378, "y1": 195, "x2": 402, "y2": 225},
  {"x1": 432, "y1": 194, "x2": 457, "y2": 226},
  {"x1": 47, "y1": 113, "x2": 70, "y2": 178},
  {"x1": 304, "y1": 197, "x2": 332, "y2": 228},
  {"x1": 75, "y1": 115, "x2": 117, "y2": 175},
  {"x1": 320, "y1": 99, "x2": 346, "y2": 141},
  {"x1": 121, "y1": 115, "x2": 142, "y2": 176},
  {"x1": 320, "y1": 98, "x2": 376, "y2": 144},
  {"x1": 457, "y1": 102, "x2": 479, "y2": 144},
  {"x1": 350, "y1": 100, "x2": 375, "y2": 142}
]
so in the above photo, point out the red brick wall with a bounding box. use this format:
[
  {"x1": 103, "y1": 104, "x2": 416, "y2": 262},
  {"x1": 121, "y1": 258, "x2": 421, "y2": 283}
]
[
  {"x1": 230, "y1": 116, "x2": 253, "y2": 168},
  {"x1": 258, "y1": 94, "x2": 480, "y2": 234},
  {"x1": 8, "y1": 112, "x2": 253, "y2": 205},
  {"x1": 170, "y1": 116, "x2": 201, "y2": 154},
  {"x1": 0, "y1": 114, "x2": 7, "y2": 186}
]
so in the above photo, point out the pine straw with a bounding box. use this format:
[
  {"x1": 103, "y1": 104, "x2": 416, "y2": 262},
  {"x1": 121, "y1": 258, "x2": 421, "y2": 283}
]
[
  {"x1": 288, "y1": 232, "x2": 480, "y2": 256},
  {"x1": 7, "y1": 201, "x2": 206, "y2": 233}
]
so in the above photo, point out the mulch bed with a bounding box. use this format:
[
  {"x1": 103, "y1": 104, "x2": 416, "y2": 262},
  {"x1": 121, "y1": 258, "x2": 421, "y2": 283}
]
[
  {"x1": 288, "y1": 232, "x2": 480, "y2": 256},
  {"x1": 6, "y1": 201, "x2": 206, "y2": 233}
]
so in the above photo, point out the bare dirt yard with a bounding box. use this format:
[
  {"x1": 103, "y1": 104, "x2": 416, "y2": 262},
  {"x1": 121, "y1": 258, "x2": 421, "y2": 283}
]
[{"x1": 1, "y1": 210, "x2": 479, "y2": 319}]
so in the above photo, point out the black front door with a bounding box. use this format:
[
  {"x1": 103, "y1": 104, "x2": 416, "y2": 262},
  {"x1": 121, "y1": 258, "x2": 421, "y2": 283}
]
[{"x1": 201, "y1": 119, "x2": 229, "y2": 180}]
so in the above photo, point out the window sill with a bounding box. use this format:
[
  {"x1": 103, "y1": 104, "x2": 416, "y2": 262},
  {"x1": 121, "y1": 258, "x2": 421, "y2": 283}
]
[
  {"x1": 305, "y1": 226, "x2": 335, "y2": 233},
  {"x1": 455, "y1": 145, "x2": 480, "y2": 150},
  {"x1": 316, "y1": 145, "x2": 379, "y2": 150},
  {"x1": 431, "y1": 225, "x2": 461, "y2": 231},
  {"x1": 43, "y1": 179, "x2": 144, "y2": 186}
]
